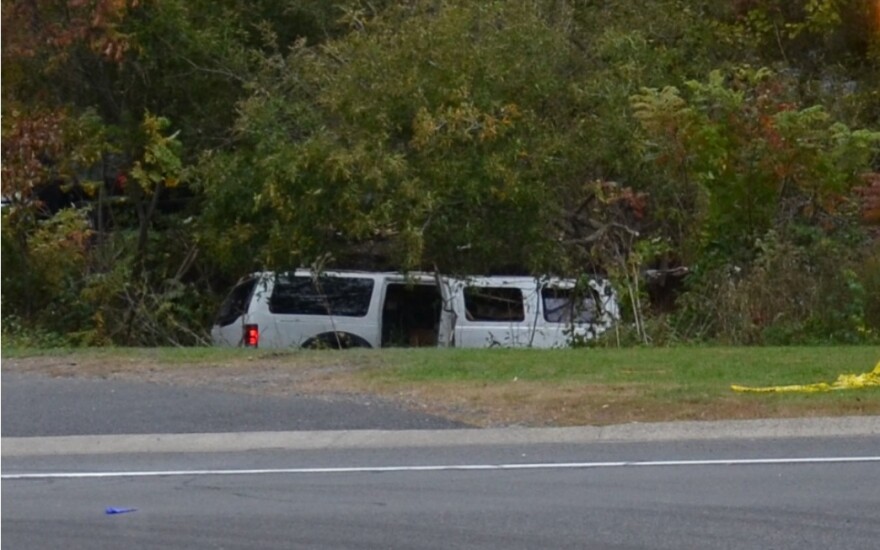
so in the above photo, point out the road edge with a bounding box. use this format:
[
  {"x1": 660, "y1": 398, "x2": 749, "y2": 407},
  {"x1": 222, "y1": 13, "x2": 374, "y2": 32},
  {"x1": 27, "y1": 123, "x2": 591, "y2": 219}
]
[{"x1": 3, "y1": 416, "x2": 879, "y2": 457}]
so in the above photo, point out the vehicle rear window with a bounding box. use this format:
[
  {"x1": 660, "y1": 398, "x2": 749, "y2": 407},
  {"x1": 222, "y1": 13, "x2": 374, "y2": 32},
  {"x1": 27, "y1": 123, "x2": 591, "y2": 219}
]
[
  {"x1": 215, "y1": 277, "x2": 258, "y2": 327},
  {"x1": 542, "y1": 286, "x2": 601, "y2": 323},
  {"x1": 463, "y1": 287, "x2": 525, "y2": 322},
  {"x1": 269, "y1": 274, "x2": 374, "y2": 317}
]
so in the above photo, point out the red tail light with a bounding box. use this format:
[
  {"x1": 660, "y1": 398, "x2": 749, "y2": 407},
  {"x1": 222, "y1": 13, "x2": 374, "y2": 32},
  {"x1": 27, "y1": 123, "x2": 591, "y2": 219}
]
[{"x1": 244, "y1": 324, "x2": 259, "y2": 347}]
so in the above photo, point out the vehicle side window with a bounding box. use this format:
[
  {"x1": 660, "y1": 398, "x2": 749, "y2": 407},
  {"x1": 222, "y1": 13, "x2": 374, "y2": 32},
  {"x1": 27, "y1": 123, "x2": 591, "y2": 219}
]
[
  {"x1": 463, "y1": 287, "x2": 524, "y2": 322},
  {"x1": 215, "y1": 277, "x2": 258, "y2": 327},
  {"x1": 269, "y1": 275, "x2": 374, "y2": 317},
  {"x1": 542, "y1": 286, "x2": 601, "y2": 323}
]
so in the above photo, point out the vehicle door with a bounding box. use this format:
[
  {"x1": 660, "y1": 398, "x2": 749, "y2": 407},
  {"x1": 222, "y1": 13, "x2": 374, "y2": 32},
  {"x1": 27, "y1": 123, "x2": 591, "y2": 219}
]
[
  {"x1": 538, "y1": 278, "x2": 619, "y2": 346},
  {"x1": 436, "y1": 275, "x2": 457, "y2": 347},
  {"x1": 267, "y1": 273, "x2": 379, "y2": 348},
  {"x1": 454, "y1": 279, "x2": 537, "y2": 348}
]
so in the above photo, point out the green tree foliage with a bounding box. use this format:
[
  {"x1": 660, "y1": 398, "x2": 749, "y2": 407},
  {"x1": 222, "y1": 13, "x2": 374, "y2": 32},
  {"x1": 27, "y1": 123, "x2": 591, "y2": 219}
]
[
  {"x1": 3, "y1": 0, "x2": 249, "y2": 344},
  {"x1": 1, "y1": 208, "x2": 94, "y2": 337},
  {"x1": 3, "y1": 0, "x2": 879, "y2": 345},
  {"x1": 712, "y1": 0, "x2": 880, "y2": 127},
  {"x1": 198, "y1": 2, "x2": 585, "y2": 274},
  {"x1": 632, "y1": 67, "x2": 879, "y2": 259},
  {"x1": 632, "y1": 67, "x2": 879, "y2": 343}
]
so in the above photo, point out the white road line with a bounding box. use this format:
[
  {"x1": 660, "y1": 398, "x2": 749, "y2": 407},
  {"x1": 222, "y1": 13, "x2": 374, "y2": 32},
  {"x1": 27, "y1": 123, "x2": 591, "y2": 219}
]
[{"x1": 4, "y1": 456, "x2": 880, "y2": 481}]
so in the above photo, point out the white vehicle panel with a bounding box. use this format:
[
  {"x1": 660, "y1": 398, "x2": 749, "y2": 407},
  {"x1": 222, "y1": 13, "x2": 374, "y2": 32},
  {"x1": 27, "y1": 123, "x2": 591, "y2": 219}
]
[{"x1": 211, "y1": 270, "x2": 618, "y2": 349}]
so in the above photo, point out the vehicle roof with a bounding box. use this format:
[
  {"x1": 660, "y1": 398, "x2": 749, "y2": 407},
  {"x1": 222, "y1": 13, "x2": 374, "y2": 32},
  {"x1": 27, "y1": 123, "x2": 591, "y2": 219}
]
[{"x1": 247, "y1": 270, "x2": 606, "y2": 287}]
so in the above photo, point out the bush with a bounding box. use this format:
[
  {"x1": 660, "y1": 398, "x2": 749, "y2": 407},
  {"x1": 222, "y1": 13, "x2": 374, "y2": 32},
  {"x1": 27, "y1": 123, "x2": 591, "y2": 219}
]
[
  {"x1": 670, "y1": 229, "x2": 880, "y2": 344},
  {"x1": 2, "y1": 205, "x2": 216, "y2": 347},
  {"x1": 1, "y1": 207, "x2": 95, "y2": 337}
]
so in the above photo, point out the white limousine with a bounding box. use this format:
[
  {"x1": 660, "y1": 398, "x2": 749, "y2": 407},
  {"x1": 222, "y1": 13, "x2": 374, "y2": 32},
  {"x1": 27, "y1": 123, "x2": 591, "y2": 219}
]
[{"x1": 212, "y1": 270, "x2": 619, "y2": 349}]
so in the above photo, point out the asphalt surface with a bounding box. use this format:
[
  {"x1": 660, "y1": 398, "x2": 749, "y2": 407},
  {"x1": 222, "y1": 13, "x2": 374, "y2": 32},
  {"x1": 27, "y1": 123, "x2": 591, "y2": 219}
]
[
  {"x1": 1, "y1": 372, "x2": 468, "y2": 436},
  {"x1": 4, "y1": 438, "x2": 880, "y2": 550}
]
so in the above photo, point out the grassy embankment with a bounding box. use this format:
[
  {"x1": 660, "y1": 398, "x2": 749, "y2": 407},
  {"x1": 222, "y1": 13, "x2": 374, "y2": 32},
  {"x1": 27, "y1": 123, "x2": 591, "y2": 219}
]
[{"x1": 3, "y1": 346, "x2": 879, "y2": 427}]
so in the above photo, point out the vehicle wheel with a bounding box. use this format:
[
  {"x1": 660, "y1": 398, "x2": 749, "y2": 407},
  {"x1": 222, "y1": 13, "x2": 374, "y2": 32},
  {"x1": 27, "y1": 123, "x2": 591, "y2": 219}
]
[{"x1": 302, "y1": 332, "x2": 371, "y2": 350}]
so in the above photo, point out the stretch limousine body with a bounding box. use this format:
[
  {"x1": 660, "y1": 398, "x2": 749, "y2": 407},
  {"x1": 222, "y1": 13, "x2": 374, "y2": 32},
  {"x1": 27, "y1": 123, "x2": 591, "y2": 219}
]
[{"x1": 212, "y1": 270, "x2": 619, "y2": 349}]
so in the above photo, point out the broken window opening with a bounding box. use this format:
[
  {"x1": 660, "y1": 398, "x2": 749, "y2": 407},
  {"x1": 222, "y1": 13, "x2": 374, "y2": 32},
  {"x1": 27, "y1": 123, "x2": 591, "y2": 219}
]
[
  {"x1": 541, "y1": 286, "x2": 601, "y2": 324},
  {"x1": 463, "y1": 287, "x2": 525, "y2": 322},
  {"x1": 381, "y1": 283, "x2": 443, "y2": 347}
]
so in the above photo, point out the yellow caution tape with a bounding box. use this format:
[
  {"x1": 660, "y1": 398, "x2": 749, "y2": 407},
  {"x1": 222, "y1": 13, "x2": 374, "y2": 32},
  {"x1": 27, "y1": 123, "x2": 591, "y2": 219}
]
[{"x1": 731, "y1": 360, "x2": 880, "y2": 393}]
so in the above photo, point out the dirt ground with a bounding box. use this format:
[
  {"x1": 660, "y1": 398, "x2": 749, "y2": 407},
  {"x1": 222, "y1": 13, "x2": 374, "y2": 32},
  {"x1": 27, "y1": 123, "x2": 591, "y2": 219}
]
[{"x1": 2, "y1": 354, "x2": 367, "y2": 397}]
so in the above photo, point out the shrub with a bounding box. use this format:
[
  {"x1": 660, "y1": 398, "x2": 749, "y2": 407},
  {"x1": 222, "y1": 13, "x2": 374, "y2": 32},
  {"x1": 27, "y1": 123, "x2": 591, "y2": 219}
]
[{"x1": 670, "y1": 228, "x2": 880, "y2": 344}]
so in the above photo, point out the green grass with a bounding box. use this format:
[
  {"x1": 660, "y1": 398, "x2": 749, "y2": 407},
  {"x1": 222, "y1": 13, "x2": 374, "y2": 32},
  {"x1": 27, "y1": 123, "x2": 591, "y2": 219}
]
[
  {"x1": 367, "y1": 346, "x2": 880, "y2": 386},
  {"x1": 5, "y1": 345, "x2": 878, "y2": 386},
  {"x1": 359, "y1": 346, "x2": 880, "y2": 424}
]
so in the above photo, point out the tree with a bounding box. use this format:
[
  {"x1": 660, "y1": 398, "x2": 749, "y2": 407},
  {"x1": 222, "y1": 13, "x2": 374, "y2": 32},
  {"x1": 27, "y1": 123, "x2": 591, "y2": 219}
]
[
  {"x1": 632, "y1": 67, "x2": 880, "y2": 343},
  {"x1": 632, "y1": 67, "x2": 879, "y2": 260},
  {"x1": 197, "y1": 2, "x2": 591, "y2": 275},
  {"x1": 4, "y1": 0, "x2": 879, "y2": 345},
  {"x1": 2, "y1": 0, "x2": 270, "y2": 343}
]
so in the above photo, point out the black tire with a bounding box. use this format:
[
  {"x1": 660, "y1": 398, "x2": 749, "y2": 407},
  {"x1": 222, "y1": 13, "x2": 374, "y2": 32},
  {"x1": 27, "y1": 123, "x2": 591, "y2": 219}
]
[{"x1": 302, "y1": 332, "x2": 372, "y2": 350}]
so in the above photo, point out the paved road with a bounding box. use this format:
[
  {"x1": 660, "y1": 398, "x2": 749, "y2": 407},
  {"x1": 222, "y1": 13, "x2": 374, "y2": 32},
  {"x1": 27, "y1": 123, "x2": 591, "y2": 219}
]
[
  {"x1": 1, "y1": 372, "x2": 467, "y2": 436},
  {"x1": 4, "y1": 371, "x2": 880, "y2": 549},
  {"x1": 4, "y1": 438, "x2": 880, "y2": 549}
]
